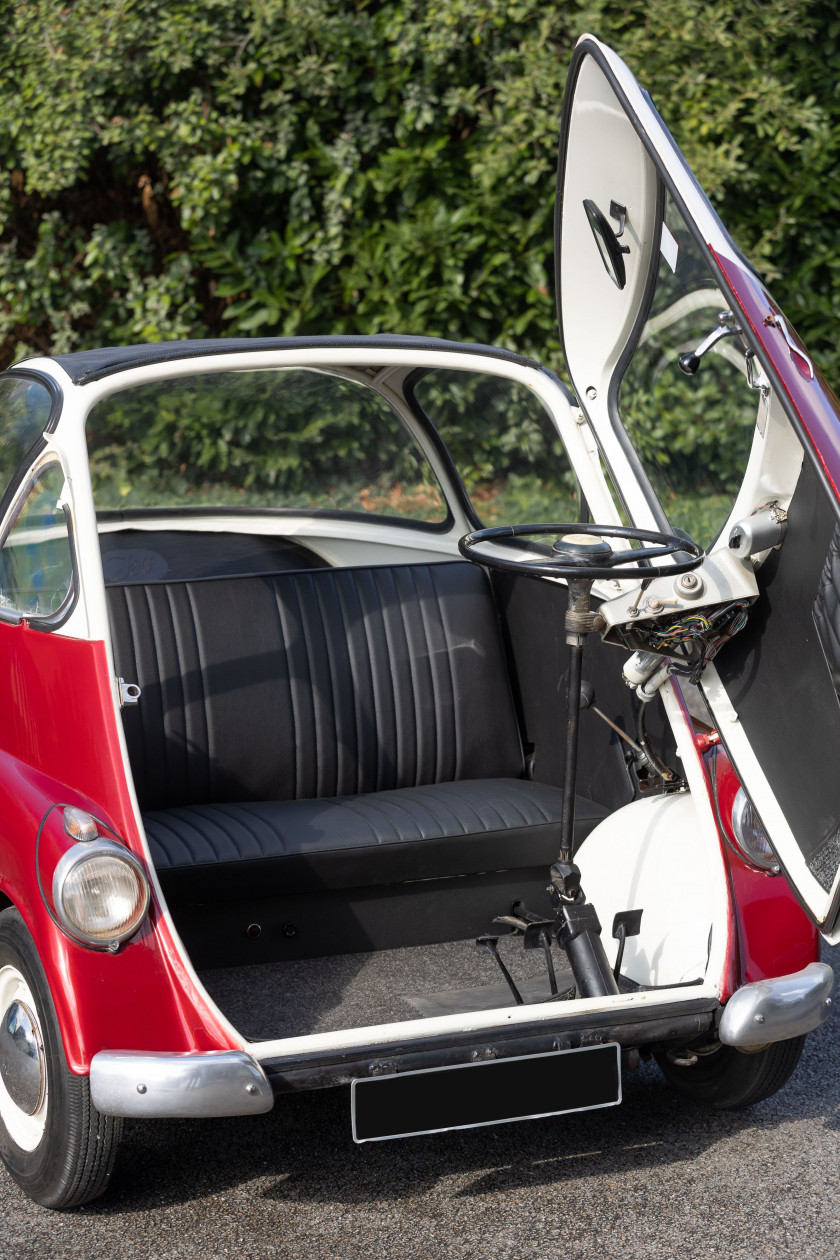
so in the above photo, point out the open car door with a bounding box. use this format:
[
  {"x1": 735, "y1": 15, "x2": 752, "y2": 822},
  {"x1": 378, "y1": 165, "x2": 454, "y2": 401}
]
[{"x1": 557, "y1": 34, "x2": 840, "y2": 940}]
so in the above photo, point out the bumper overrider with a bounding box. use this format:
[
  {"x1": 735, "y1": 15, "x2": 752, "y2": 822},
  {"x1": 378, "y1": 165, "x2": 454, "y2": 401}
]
[
  {"x1": 90, "y1": 1050, "x2": 274, "y2": 1118},
  {"x1": 719, "y1": 961, "x2": 834, "y2": 1048},
  {"x1": 89, "y1": 964, "x2": 834, "y2": 1119}
]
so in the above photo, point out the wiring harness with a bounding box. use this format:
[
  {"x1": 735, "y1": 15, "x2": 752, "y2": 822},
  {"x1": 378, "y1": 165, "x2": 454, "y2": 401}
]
[{"x1": 644, "y1": 601, "x2": 750, "y2": 683}]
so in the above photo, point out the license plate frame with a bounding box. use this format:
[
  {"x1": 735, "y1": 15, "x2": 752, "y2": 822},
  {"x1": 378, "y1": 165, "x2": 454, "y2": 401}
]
[{"x1": 351, "y1": 1042, "x2": 622, "y2": 1143}]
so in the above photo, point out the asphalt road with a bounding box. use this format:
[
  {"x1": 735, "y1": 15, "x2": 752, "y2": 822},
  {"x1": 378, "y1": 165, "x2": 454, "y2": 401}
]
[{"x1": 2, "y1": 948, "x2": 839, "y2": 1260}]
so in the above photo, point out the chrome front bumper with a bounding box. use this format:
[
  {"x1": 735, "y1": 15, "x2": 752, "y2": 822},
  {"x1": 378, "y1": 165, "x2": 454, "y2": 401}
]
[
  {"x1": 89, "y1": 1050, "x2": 274, "y2": 1118},
  {"x1": 88, "y1": 967, "x2": 833, "y2": 1118},
  {"x1": 719, "y1": 962, "x2": 834, "y2": 1049}
]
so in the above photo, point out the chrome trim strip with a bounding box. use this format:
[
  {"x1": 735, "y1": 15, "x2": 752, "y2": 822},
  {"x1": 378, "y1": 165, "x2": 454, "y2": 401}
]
[
  {"x1": 719, "y1": 962, "x2": 834, "y2": 1048},
  {"x1": 89, "y1": 1050, "x2": 274, "y2": 1118}
]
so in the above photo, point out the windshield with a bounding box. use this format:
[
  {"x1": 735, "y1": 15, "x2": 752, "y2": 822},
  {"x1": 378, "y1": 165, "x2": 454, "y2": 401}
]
[{"x1": 618, "y1": 196, "x2": 759, "y2": 549}]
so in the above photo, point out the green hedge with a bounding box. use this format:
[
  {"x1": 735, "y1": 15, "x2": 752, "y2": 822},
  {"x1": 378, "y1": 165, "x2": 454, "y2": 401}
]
[{"x1": 1, "y1": 0, "x2": 837, "y2": 500}]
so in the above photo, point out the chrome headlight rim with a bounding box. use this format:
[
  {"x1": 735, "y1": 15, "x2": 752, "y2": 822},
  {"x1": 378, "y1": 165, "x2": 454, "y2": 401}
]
[
  {"x1": 731, "y1": 787, "x2": 779, "y2": 874},
  {"x1": 52, "y1": 838, "x2": 151, "y2": 949}
]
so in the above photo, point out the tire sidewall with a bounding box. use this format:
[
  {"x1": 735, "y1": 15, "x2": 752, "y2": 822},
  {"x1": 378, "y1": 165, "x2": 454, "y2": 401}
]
[
  {"x1": 0, "y1": 908, "x2": 77, "y2": 1200},
  {"x1": 656, "y1": 1035, "x2": 806, "y2": 1110}
]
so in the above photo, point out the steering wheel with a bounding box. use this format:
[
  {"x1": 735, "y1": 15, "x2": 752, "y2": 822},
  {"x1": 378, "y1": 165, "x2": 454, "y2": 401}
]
[{"x1": 458, "y1": 521, "x2": 704, "y2": 580}]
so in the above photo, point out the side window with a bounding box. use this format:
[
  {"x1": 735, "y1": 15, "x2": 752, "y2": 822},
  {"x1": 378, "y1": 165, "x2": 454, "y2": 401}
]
[
  {"x1": 0, "y1": 377, "x2": 53, "y2": 505},
  {"x1": 0, "y1": 464, "x2": 75, "y2": 622},
  {"x1": 409, "y1": 370, "x2": 579, "y2": 524}
]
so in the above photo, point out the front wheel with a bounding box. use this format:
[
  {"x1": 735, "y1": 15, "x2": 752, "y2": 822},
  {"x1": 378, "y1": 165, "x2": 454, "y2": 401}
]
[
  {"x1": 0, "y1": 907, "x2": 123, "y2": 1208},
  {"x1": 655, "y1": 1035, "x2": 805, "y2": 1110}
]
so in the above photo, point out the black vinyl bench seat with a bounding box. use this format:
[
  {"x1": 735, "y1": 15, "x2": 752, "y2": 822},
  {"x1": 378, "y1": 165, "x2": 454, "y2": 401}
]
[
  {"x1": 143, "y1": 778, "x2": 609, "y2": 903},
  {"x1": 107, "y1": 558, "x2": 608, "y2": 951}
]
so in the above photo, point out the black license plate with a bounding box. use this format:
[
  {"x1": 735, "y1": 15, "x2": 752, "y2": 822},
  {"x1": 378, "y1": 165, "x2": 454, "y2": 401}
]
[{"x1": 351, "y1": 1043, "x2": 621, "y2": 1143}]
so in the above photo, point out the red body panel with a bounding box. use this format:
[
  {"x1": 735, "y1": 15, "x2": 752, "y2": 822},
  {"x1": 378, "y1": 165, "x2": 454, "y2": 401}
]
[
  {"x1": 714, "y1": 247, "x2": 840, "y2": 504},
  {"x1": 671, "y1": 681, "x2": 818, "y2": 998},
  {"x1": 702, "y1": 742, "x2": 819, "y2": 988},
  {"x1": 669, "y1": 681, "x2": 739, "y2": 1000},
  {"x1": 0, "y1": 619, "x2": 238, "y2": 1072}
]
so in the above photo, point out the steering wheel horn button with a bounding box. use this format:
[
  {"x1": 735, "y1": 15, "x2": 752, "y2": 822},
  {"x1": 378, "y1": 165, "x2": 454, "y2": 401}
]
[{"x1": 552, "y1": 534, "x2": 613, "y2": 566}]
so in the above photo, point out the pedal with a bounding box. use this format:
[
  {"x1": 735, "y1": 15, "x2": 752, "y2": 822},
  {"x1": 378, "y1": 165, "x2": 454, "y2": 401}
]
[
  {"x1": 475, "y1": 935, "x2": 524, "y2": 1005},
  {"x1": 612, "y1": 909, "x2": 644, "y2": 982},
  {"x1": 484, "y1": 899, "x2": 563, "y2": 999}
]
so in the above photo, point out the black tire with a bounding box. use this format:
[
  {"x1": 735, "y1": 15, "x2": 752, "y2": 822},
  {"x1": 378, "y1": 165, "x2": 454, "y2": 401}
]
[
  {"x1": 655, "y1": 1035, "x2": 806, "y2": 1110},
  {"x1": 0, "y1": 907, "x2": 123, "y2": 1208}
]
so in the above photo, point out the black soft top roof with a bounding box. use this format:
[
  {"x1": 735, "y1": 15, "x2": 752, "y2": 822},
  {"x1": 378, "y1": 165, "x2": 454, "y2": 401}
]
[{"x1": 35, "y1": 335, "x2": 542, "y2": 386}]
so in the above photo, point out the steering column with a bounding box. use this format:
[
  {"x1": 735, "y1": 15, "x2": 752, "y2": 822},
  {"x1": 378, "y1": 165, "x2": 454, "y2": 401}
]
[{"x1": 458, "y1": 520, "x2": 704, "y2": 1000}]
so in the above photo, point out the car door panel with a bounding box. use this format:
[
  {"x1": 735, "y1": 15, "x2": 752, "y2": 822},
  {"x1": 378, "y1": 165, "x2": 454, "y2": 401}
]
[{"x1": 556, "y1": 35, "x2": 840, "y2": 934}]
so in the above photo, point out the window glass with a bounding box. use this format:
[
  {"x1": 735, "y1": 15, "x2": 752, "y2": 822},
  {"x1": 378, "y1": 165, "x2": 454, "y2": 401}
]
[
  {"x1": 410, "y1": 370, "x2": 579, "y2": 524},
  {"x1": 618, "y1": 196, "x2": 758, "y2": 548},
  {"x1": 0, "y1": 464, "x2": 74, "y2": 620},
  {"x1": 86, "y1": 369, "x2": 447, "y2": 525},
  {"x1": 0, "y1": 377, "x2": 53, "y2": 503}
]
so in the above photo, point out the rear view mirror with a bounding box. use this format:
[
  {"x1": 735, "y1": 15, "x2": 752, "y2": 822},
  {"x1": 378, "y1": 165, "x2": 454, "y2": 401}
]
[{"x1": 583, "y1": 198, "x2": 629, "y2": 290}]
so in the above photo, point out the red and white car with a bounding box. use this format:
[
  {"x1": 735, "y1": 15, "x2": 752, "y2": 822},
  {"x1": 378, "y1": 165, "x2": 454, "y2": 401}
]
[{"x1": 0, "y1": 35, "x2": 834, "y2": 1209}]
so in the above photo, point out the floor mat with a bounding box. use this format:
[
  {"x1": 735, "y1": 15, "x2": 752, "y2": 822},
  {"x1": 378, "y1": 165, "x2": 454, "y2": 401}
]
[
  {"x1": 403, "y1": 971, "x2": 575, "y2": 1017},
  {"x1": 199, "y1": 934, "x2": 572, "y2": 1040}
]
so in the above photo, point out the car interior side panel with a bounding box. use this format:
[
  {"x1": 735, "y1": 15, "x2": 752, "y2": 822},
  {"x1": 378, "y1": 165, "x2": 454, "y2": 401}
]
[{"x1": 490, "y1": 570, "x2": 637, "y2": 808}]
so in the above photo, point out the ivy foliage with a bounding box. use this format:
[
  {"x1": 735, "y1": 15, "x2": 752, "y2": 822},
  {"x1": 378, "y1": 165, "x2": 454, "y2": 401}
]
[{"x1": 0, "y1": 0, "x2": 838, "y2": 520}]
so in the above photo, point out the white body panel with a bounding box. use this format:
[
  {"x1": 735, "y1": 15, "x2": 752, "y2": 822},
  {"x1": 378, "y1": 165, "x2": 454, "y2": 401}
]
[{"x1": 577, "y1": 791, "x2": 718, "y2": 986}]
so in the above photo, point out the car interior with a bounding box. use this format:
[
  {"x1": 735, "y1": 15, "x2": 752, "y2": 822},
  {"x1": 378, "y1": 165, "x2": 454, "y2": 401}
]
[{"x1": 98, "y1": 511, "x2": 676, "y2": 1041}]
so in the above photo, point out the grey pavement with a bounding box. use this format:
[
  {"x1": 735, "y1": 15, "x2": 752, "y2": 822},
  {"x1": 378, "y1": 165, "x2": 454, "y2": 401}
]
[{"x1": 1, "y1": 947, "x2": 838, "y2": 1260}]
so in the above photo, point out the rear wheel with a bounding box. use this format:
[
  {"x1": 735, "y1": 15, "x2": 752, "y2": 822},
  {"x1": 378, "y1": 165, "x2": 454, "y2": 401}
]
[
  {"x1": 655, "y1": 1036, "x2": 805, "y2": 1110},
  {"x1": 0, "y1": 907, "x2": 123, "y2": 1208}
]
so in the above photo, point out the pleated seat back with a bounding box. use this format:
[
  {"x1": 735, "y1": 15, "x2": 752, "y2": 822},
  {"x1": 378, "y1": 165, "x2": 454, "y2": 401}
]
[{"x1": 106, "y1": 561, "x2": 525, "y2": 812}]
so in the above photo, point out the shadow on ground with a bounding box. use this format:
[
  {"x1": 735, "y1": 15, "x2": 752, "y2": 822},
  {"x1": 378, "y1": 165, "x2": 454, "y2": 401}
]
[{"x1": 84, "y1": 1018, "x2": 840, "y2": 1216}]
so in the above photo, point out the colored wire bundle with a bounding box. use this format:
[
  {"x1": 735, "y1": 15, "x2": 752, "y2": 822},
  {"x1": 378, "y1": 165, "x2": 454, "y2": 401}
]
[
  {"x1": 647, "y1": 613, "x2": 712, "y2": 649},
  {"x1": 649, "y1": 602, "x2": 750, "y2": 682}
]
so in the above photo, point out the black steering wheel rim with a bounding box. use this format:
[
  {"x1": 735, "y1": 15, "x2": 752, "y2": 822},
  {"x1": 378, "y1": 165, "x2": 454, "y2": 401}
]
[{"x1": 458, "y1": 521, "x2": 704, "y2": 580}]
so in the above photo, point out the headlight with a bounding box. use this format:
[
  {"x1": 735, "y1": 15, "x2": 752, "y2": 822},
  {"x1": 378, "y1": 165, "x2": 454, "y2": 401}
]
[
  {"x1": 53, "y1": 839, "x2": 150, "y2": 947},
  {"x1": 731, "y1": 788, "x2": 779, "y2": 873}
]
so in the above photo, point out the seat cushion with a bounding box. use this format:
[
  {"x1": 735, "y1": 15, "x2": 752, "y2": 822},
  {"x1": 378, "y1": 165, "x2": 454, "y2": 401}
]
[{"x1": 144, "y1": 778, "x2": 609, "y2": 903}]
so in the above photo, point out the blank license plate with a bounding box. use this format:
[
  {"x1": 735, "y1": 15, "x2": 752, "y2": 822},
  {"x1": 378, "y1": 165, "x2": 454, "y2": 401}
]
[{"x1": 351, "y1": 1043, "x2": 621, "y2": 1142}]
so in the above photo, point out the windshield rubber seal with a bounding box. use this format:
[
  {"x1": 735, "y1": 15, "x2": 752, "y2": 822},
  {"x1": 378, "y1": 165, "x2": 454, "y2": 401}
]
[
  {"x1": 403, "y1": 367, "x2": 484, "y2": 531},
  {"x1": 41, "y1": 336, "x2": 544, "y2": 387}
]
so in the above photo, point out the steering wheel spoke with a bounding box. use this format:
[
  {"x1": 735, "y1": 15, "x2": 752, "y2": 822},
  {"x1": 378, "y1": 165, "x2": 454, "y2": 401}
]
[{"x1": 607, "y1": 544, "x2": 681, "y2": 566}]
